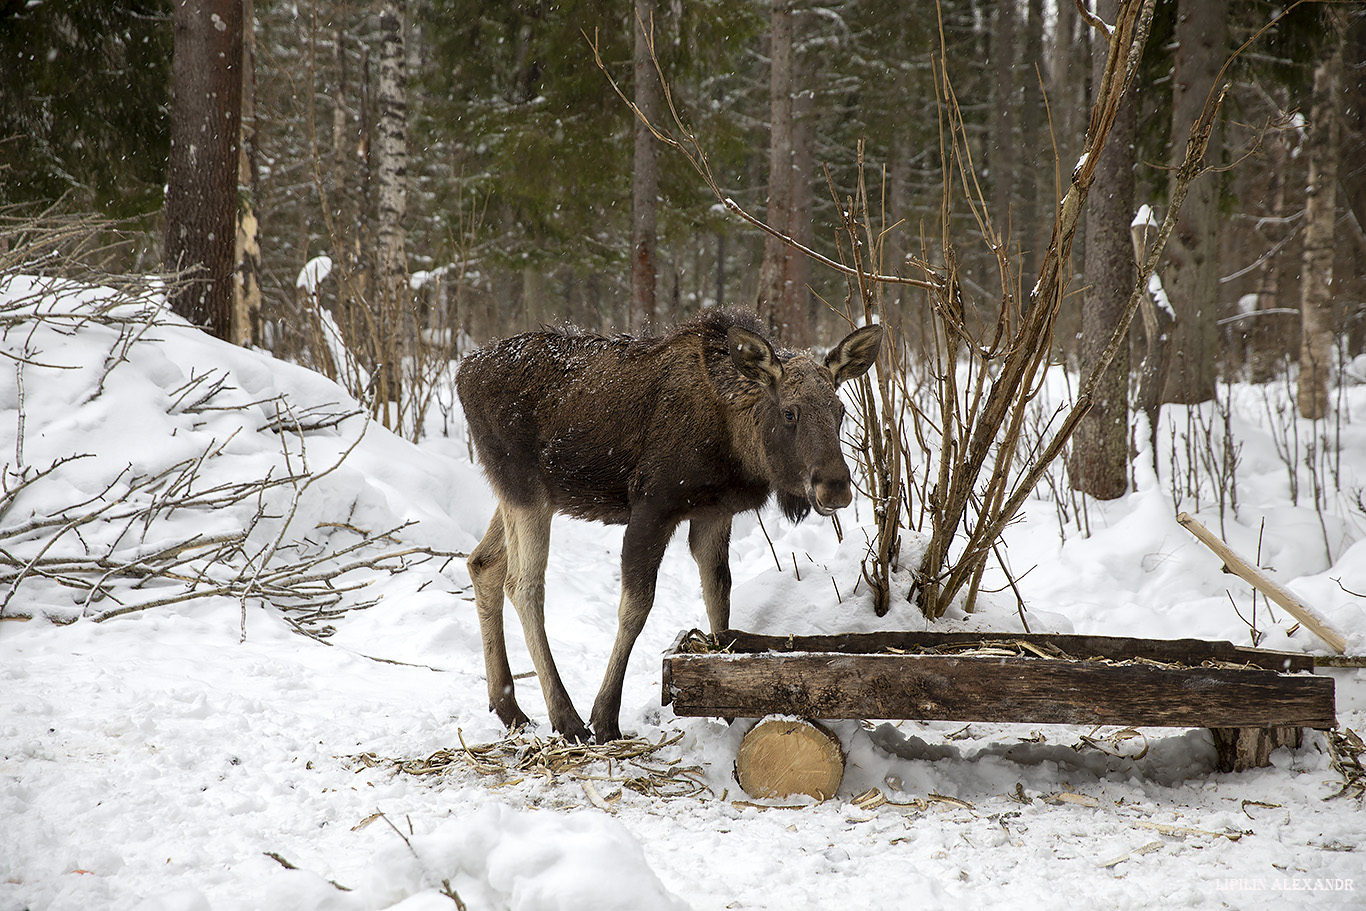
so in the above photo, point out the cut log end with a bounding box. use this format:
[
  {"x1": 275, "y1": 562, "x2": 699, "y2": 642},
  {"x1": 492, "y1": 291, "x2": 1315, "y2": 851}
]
[{"x1": 735, "y1": 717, "x2": 845, "y2": 801}]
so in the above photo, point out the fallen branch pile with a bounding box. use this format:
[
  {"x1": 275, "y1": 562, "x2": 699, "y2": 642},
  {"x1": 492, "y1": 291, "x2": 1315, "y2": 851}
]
[{"x1": 1, "y1": 259, "x2": 456, "y2": 635}]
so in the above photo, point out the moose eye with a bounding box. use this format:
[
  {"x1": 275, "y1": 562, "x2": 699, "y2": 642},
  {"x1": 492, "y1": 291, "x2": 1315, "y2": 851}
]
[{"x1": 782, "y1": 406, "x2": 799, "y2": 424}]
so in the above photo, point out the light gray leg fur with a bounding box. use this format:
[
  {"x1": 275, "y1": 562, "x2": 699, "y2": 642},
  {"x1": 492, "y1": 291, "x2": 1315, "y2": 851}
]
[{"x1": 503, "y1": 502, "x2": 590, "y2": 741}]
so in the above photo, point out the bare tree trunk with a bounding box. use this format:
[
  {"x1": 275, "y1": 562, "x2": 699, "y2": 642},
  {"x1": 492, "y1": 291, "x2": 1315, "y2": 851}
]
[
  {"x1": 233, "y1": 0, "x2": 261, "y2": 348},
  {"x1": 630, "y1": 0, "x2": 659, "y2": 331},
  {"x1": 1019, "y1": 0, "x2": 1046, "y2": 284},
  {"x1": 1344, "y1": 22, "x2": 1366, "y2": 360},
  {"x1": 165, "y1": 0, "x2": 244, "y2": 340},
  {"x1": 333, "y1": 28, "x2": 350, "y2": 169},
  {"x1": 1050, "y1": 0, "x2": 1084, "y2": 182},
  {"x1": 1247, "y1": 104, "x2": 1289, "y2": 384},
  {"x1": 1161, "y1": 0, "x2": 1224, "y2": 404},
  {"x1": 373, "y1": 2, "x2": 408, "y2": 425},
  {"x1": 1070, "y1": 0, "x2": 1134, "y2": 501},
  {"x1": 1132, "y1": 216, "x2": 1175, "y2": 468},
  {"x1": 758, "y1": 0, "x2": 802, "y2": 341},
  {"x1": 1297, "y1": 13, "x2": 1345, "y2": 420},
  {"x1": 887, "y1": 112, "x2": 911, "y2": 346},
  {"x1": 789, "y1": 23, "x2": 813, "y2": 339},
  {"x1": 991, "y1": 0, "x2": 1016, "y2": 254}
]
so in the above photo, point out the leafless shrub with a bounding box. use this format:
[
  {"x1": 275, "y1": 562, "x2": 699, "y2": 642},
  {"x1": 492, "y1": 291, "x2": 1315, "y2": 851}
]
[{"x1": 594, "y1": 0, "x2": 1195, "y2": 620}]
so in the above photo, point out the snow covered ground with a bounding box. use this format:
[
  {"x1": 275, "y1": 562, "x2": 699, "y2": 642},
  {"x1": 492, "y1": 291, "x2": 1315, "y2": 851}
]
[{"x1": 2, "y1": 274, "x2": 1363, "y2": 911}]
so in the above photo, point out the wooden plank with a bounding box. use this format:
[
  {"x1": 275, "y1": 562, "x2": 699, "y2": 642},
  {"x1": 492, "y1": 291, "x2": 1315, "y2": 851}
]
[
  {"x1": 663, "y1": 652, "x2": 1337, "y2": 729},
  {"x1": 704, "y1": 629, "x2": 1316, "y2": 673},
  {"x1": 1177, "y1": 512, "x2": 1348, "y2": 654}
]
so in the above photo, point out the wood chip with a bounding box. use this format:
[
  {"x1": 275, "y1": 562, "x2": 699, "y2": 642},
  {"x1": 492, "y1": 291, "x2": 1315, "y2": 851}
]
[
  {"x1": 581, "y1": 779, "x2": 618, "y2": 812},
  {"x1": 851, "y1": 788, "x2": 887, "y2": 811},
  {"x1": 1047, "y1": 791, "x2": 1100, "y2": 807},
  {"x1": 351, "y1": 812, "x2": 384, "y2": 831},
  {"x1": 1098, "y1": 840, "x2": 1162, "y2": 868},
  {"x1": 730, "y1": 800, "x2": 811, "y2": 811},
  {"x1": 1132, "y1": 820, "x2": 1243, "y2": 840}
]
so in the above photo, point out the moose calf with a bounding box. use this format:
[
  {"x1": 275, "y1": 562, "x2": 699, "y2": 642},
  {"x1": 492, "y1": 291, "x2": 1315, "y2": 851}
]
[{"x1": 456, "y1": 310, "x2": 881, "y2": 742}]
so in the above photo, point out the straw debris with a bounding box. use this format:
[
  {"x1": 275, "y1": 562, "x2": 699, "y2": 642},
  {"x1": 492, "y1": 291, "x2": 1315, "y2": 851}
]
[
  {"x1": 1325, "y1": 726, "x2": 1365, "y2": 800},
  {"x1": 353, "y1": 729, "x2": 712, "y2": 800}
]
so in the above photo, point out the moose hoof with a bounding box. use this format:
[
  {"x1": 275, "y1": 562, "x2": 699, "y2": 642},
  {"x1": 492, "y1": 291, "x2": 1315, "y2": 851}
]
[
  {"x1": 592, "y1": 724, "x2": 624, "y2": 745},
  {"x1": 550, "y1": 708, "x2": 591, "y2": 744},
  {"x1": 557, "y1": 720, "x2": 592, "y2": 744},
  {"x1": 493, "y1": 702, "x2": 532, "y2": 731}
]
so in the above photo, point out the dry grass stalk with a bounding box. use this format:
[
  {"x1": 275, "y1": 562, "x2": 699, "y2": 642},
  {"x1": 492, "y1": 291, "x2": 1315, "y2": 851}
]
[{"x1": 1326, "y1": 727, "x2": 1365, "y2": 800}]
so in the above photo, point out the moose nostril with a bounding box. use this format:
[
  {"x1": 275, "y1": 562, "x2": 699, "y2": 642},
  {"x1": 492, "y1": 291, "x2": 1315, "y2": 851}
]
[
  {"x1": 809, "y1": 471, "x2": 852, "y2": 510},
  {"x1": 811, "y1": 469, "x2": 850, "y2": 490}
]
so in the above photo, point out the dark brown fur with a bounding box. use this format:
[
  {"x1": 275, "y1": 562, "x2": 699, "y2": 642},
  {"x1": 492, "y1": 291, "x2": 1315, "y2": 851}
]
[{"x1": 457, "y1": 309, "x2": 881, "y2": 741}]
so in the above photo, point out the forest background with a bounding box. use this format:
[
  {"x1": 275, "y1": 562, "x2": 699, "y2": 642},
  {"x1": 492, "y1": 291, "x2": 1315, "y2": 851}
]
[{"x1": 3, "y1": 0, "x2": 1365, "y2": 492}]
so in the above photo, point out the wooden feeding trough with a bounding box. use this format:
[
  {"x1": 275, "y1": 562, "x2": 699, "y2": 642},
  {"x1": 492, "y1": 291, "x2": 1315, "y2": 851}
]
[{"x1": 662, "y1": 629, "x2": 1337, "y2": 797}]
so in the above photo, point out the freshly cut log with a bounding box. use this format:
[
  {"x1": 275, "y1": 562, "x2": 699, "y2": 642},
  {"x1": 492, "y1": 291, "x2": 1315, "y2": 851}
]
[{"x1": 735, "y1": 717, "x2": 844, "y2": 801}]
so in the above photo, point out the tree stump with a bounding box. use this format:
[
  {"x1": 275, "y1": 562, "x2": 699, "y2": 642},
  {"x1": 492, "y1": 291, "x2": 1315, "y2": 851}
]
[
  {"x1": 1211, "y1": 726, "x2": 1304, "y2": 773},
  {"x1": 735, "y1": 717, "x2": 844, "y2": 801}
]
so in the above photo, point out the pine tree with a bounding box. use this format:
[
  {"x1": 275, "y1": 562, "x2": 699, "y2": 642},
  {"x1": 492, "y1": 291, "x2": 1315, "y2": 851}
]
[{"x1": 0, "y1": 1, "x2": 172, "y2": 222}]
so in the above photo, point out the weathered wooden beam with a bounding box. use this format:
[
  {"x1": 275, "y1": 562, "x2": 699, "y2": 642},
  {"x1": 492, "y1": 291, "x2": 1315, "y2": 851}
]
[
  {"x1": 664, "y1": 647, "x2": 1336, "y2": 730},
  {"x1": 704, "y1": 629, "x2": 1316, "y2": 672}
]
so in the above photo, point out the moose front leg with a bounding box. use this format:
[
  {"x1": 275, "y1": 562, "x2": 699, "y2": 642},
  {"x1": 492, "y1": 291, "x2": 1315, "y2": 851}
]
[
  {"x1": 590, "y1": 509, "x2": 675, "y2": 742},
  {"x1": 503, "y1": 502, "x2": 591, "y2": 742},
  {"x1": 688, "y1": 515, "x2": 732, "y2": 635}
]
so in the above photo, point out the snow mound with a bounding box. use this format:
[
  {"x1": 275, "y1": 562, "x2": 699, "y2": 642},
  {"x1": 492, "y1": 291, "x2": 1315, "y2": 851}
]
[
  {"x1": 0, "y1": 273, "x2": 483, "y2": 649},
  {"x1": 363, "y1": 806, "x2": 688, "y2": 911}
]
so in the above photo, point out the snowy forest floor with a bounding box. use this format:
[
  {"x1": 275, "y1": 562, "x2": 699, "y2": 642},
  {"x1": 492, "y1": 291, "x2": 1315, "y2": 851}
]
[{"x1": 2, "y1": 274, "x2": 1364, "y2": 911}]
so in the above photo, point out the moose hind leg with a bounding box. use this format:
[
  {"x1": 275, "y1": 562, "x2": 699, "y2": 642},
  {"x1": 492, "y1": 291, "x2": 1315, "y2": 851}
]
[
  {"x1": 468, "y1": 507, "x2": 530, "y2": 729},
  {"x1": 503, "y1": 502, "x2": 590, "y2": 742},
  {"x1": 689, "y1": 515, "x2": 733, "y2": 635}
]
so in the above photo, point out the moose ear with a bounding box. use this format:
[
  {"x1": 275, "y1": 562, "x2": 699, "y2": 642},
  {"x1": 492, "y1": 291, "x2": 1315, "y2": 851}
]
[
  {"x1": 728, "y1": 326, "x2": 784, "y2": 390},
  {"x1": 824, "y1": 324, "x2": 883, "y2": 386}
]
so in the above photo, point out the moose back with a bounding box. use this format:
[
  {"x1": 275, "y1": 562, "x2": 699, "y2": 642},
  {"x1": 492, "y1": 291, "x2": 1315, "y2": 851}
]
[{"x1": 456, "y1": 309, "x2": 881, "y2": 742}]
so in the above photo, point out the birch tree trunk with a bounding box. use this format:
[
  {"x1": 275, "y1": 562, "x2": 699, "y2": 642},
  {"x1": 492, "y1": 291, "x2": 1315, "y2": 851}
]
[
  {"x1": 165, "y1": 0, "x2": 243, "y2": 341},
  {"x1": 1297, "y1": 13, "x2": 1345, "y2": 420},
  {"x1": 233, "y1": 0, "x2": 261, "y2": 348},
  {"x1": 373, "y1": 2, "x2": 407, "y2": 423},
  {"x1": 375, "y1": 4, "x2": 407, "y2": 285},
  {"x1": 630, "y1": 0, "x2": 659, "y2": 331},
  {"x1": 1161, "y1": 0, "x2": 1224, "y2": 404}
]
